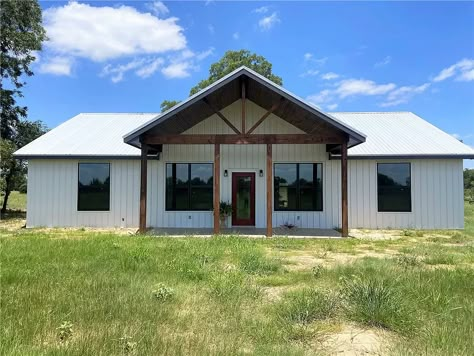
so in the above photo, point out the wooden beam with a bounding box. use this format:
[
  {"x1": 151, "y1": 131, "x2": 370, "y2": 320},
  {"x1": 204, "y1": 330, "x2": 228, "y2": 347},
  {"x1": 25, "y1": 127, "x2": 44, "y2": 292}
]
[
  {"x1": 202, "y1": 98, "x2": 241, "y2": 135},
  {"x1": 143, "y1": 134, "x2": 345, "y2": 145},
  {"x1": 139, "y1": 143, "x2": 148, "y2": 233},
  {"x1": 241, "y1": 78, "x2": 246, "y2": 134},
  {"x1": 213, "y1": 143, "x2": 220, "y2": 234},
  {"x1": 341, "y1": 140, "x2": 348, "y2": 237},
  {"x1": 246, "y1": 98, "x2": 283, "y2": 135},
  {"x1": 266, "y1": 143, "x2": 272, "y2": 237}
]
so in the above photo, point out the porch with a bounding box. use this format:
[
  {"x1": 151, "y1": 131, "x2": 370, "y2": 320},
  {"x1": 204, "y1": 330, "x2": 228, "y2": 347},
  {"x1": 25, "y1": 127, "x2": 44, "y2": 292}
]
[
  {"x1": 123, "y1": 67, "x2": 366, "y2": 237},
  {"x1": 148, "y1": 227, "x2": 341, "y2": 238}
]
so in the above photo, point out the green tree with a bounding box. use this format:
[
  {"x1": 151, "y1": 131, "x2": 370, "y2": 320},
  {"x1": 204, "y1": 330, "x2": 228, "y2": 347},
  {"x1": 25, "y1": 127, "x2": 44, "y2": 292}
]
[
  {"x1": 160, "y1": 100, "x2": 181, "y2": 113},
  {"x1": 0, "y1": 0, "x2": 46, "y2": 140},
  {"x1": 1, "y1": 120, "x2": 48, "y2": 213},
  {"x1": 160, "y1": 49, "x2": 282, "y2": 110},
  {"x1": 464, "y1": 168, "x2": 474, "y2": 201}
]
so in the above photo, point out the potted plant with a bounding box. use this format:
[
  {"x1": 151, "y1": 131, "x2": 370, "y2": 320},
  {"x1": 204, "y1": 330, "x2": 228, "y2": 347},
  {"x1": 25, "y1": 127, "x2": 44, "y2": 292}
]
[{"x1": 219, "y1": 201, "x2": 232, "y2": 228}]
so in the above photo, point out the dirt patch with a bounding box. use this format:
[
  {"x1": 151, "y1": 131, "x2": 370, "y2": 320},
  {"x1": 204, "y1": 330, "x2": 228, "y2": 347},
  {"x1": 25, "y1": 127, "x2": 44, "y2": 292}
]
[
  {"x1": 350, "y1": 229, "x2": 405, "y2": 240},
  {"x1": 282, "y1": 250, "x2": 397, "y2": 271},
  {"x1": 321, "y1": 324, "x2": 391, "y2": 355}
]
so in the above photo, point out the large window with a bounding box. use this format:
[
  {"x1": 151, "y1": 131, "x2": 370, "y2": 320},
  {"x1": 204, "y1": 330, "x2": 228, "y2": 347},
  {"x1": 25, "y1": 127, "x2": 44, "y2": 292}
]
[
  {"x1": 166, "y1": 163, "x2": 213, "y2": 211},
  {"x1": 78, "y1": 163, "x2": 110, "y2": 211},
  {"x1": 377, "y1": 163, "x2": 411, "y2": 212},
  {"x1": 274, "y1": 163, "x2": 323, "y2": 211}
]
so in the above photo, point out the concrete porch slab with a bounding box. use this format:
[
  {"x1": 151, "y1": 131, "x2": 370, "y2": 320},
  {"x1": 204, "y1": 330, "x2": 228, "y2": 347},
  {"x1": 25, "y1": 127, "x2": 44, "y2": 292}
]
[{"x1": 147, "y1": 227, "x2": 341, "y2": 238}]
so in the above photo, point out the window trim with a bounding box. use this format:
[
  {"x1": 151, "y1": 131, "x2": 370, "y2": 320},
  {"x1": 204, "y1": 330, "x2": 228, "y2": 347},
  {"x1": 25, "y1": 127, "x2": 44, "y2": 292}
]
[
  {"x1": 77, "y1": 162, "x2": 111, "y2": 212},
  {"x1": 165, "y1": 162, "x2": 214, "y2": 212},
  {"x1": 273, "y1": 162, "x2": 323, "y2": 212},
  {"x1": 376, "y1": 162, "x2": 412, "y2": 213}
]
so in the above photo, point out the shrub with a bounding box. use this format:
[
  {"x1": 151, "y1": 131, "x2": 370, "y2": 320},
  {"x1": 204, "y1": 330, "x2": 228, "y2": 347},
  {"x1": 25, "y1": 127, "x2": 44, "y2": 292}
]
[
  {"x1": 340, "y1": 276, "x2": 416, "y2": 334},
  {"x1": 57, "y1": 321, "x2": 73, "y2": 342},
  {"x1": 396, "y1": 254, "x2": 421, "y2": 269},
  {"x1": 239, "y1": 250, "x2": 281, "y2": 275},
  {"x1": 276, "y1": 289, "x2": 336, "y2": 325},
  {"x1": 311, "y1": 264, "x2": 325, "y2": 278},
  {"x1": 152, "y1": 283, "x2": 175, "y2": 301}
]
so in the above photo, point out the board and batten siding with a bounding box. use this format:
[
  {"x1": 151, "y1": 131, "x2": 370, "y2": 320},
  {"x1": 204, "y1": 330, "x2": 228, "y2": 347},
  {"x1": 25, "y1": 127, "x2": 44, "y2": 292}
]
[{"x1": 25, "y1": 100, "x2": 464, "y2": 230}]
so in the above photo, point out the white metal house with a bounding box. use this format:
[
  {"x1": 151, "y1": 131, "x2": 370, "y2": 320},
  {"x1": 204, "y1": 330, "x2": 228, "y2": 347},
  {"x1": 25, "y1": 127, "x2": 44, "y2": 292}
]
[{"x1": 15, "y1": 67, "x2": 474, "y2": 236}]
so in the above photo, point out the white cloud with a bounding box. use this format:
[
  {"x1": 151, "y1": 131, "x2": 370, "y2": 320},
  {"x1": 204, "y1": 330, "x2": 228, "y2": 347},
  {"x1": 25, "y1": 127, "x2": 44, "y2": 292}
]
[
  {"x1": 303, "y1": 53, "x2": 327, "y2": 65},
  {"x1": 208, "y1": 24, "x2": 215, "y2": 34},
  {"x1": 258, "y1": 12, "x2": 280, "y2": 31},
  {"x1": 451, "y1": 133, "x2": 462, "y2": 140},
  {"x1": 380, "y1": 83, "x2": 430, "y2": 107},
  {"x1": 307, "y1": 78, "x2": 396, "y2": 108},
  {"x1": 300, "y1": 69, "x2": 319, "y2": 77},
  {"x1": 43, "y1": 2, "x2": 186, "y2": 62},
  {"x1": 195, "y1": 47, "x2": 214, "y2": 61},
  {"x1": 146, "y1": 1, "x2": 169, "y2": 17},
  {"x1": 433, "y1": 58, "x2": 474, "y2": 82},
  {"x1": 321, "y1": 72, "x2": 339, "y2": 80},
  {"x1": 336, "y1": 79, "x2": 396, "y2": 98},
  {"x1": 162, "y1": 62, "x2": 192, "y2": 79},
  {"x1": 374, "y1": 56, "x2": 392, "y2": 67},
  {"x1": 101, "y1": 57, "x2": 164, "y2": 82},
  {"x1": 136, "y1": 58, "x2": 165, "y2": 78},
  {"x1": 253, "y1": 6, "x2": 269, "y2": 14},
  {"x1": 327, "y1": 103, "x2": 338, "y2": 111},
  {"x1": 233, "y1": 32, "x2": 240, "y2": 40},
  {"x1": 39, "y1": 56, "x2": 73, "y2": 76}
]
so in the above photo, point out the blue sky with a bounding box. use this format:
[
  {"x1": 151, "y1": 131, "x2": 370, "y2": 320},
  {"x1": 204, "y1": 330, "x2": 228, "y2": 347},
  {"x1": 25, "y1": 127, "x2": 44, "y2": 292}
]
[{"x1": 23, "y1": 1, "x2": 474, "y2": 166}]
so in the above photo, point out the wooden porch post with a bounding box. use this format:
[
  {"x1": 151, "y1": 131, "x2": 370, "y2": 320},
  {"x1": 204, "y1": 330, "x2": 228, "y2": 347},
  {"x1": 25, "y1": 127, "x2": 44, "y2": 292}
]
[
  {"x1": 341, "y1": 140, "x2": 348, "y2": 237},
  {"x1": 213, "y1": 143, "x2": 221, "y2": 234},
  {"x1": 139, "y1": 143, "x2": 148, "y2": 233},
  {"x1": 266, "y1": 143, "x2": 272, "y2": 237}
]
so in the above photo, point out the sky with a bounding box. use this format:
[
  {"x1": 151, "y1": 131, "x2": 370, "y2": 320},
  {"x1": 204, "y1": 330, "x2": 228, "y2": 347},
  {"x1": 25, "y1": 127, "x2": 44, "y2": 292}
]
[{"x1": 22, "y1": 1, "x2": 474, "y2": 166}]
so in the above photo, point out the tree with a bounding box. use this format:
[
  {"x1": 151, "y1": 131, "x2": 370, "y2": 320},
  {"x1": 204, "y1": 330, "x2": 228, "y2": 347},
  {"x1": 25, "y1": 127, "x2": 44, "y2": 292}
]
[
  {"x1": 1, "y1": 120, "x2": 48, "y2": 213},
  {"x1": 160, "y1": 100, "x2": 181, "y2": 113},
  {"x1": 0, "y1": 0, "x2": 46, "y2": 140},
  {"x1": 464, "y1": 168, "x2": 474, "y2": 201},
  {"x1": 160, "y1": 49, "x2": 282, "y2": 109}
]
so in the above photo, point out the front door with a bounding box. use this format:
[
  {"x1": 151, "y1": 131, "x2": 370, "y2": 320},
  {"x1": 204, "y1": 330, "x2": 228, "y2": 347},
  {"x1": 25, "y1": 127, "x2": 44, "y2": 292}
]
[{"x1": 231, "y1": 172, "x2": 256, "y2": 226}]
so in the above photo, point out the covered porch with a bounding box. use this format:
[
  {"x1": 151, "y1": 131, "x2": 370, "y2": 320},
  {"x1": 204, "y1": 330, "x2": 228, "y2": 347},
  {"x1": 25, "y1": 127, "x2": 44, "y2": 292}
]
[{"x1": 124, "y1": 67, "x2": 365, "y2": 237}]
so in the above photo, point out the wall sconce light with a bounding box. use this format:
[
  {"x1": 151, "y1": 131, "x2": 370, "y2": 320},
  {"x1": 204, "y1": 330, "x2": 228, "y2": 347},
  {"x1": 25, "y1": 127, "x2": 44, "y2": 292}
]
[
  {"x1": 259, "y1": 169, "x2": 264, "y2": 177},
  {"x1": 224, "y1": 169, "x2": 228, "y2": 177}
]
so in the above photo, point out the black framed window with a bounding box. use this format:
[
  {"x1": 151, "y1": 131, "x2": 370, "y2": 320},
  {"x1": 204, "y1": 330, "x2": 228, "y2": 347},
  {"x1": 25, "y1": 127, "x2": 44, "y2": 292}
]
[
  {"x1": 377, "y1": 163, "x2": 411, "y2": 212},
  {"x1": 166, "y1": 163, "x2": 213, "y2": 211},
  {"x1": 78, "y1": 163, "x2": 110, "y2": 211},
  {"x1": 274, "y1": 163, "x2": 322, "y2": 211}
]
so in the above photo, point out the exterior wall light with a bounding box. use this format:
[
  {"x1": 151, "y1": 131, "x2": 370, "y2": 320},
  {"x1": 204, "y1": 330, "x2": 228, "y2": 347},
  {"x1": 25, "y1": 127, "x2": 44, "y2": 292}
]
[
  {"x1": 259, "y1": 169, "x2": 264, "y2": 177},
  {"x1": 224, "y1": 169, "x2": 228, "y2": 177}
]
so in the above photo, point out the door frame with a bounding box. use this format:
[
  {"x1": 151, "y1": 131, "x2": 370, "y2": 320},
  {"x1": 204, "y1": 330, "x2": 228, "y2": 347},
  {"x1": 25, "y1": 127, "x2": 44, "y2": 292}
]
[{"x1": 231, "y1": 172, "x2": 256, "y2": 226}]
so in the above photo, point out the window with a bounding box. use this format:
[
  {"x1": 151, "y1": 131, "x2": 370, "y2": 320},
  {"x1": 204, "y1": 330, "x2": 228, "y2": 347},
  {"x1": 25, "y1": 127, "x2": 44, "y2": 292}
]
[
  {"x1": 166, "y1": 163, "x2": 213, "y2": 211},
  {"x1": 78, "y1": 163, "x2": 110, "y2": 211},
  {"x1": 377, "y1": 163, "x2": 411, "y2": 212},
  {"x1": 274, "y1": 163, "x2": 322, "y2": 211}
]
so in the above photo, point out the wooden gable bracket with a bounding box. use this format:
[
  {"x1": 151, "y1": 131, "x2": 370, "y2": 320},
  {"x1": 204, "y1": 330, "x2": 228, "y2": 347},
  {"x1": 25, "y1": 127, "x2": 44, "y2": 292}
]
[
  {"x1": 202, "y1": 97, "x2": 241, "y2": 135},
  {"x1": 246, "y1": 97, "x2": 284, "y2": 135}
]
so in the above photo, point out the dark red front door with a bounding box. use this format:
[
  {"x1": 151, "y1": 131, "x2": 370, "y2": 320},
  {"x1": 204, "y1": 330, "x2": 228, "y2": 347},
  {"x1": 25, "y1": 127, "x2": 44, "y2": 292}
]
[{"x1": 232, "y1": 172, "x2": 256, "y2": 226}]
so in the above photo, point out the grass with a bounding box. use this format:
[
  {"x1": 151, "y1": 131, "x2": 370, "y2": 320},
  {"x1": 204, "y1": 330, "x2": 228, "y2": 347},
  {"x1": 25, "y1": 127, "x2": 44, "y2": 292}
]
[
  {"x1": 0, "y1": 191, "x2": 26, "y2": 212},
  {"x1": 1, "y1": 201, "x2": 474, "y2": 355}
]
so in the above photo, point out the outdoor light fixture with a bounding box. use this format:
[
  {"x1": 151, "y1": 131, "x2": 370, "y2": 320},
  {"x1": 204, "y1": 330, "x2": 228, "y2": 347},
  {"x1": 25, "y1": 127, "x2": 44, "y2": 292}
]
[
  {"x1": 259, "y1": 169, "x2": 264, "y2": 177},
  {"x1": 224, "y1": 169, "x2": 228, "y2": 177}
]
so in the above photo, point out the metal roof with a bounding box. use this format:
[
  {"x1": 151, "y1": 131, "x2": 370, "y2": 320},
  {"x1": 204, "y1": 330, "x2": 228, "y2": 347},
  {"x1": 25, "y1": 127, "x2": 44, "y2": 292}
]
[
  {"x1": 330, "y1": 112, "x2": 474, "y2": 159},
  {"x1": 14, "y1": 113, "x2": 159, "y2": 159},
  {"x1": 123, "y1": 66, "x2": 366, "y2": 148}
]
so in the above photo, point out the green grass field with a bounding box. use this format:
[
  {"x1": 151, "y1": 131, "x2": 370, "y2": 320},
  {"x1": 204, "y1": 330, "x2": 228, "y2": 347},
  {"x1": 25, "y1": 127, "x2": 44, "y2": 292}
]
[
  {"x1": 0, "y1": 191, "x2": 27, "y2": 212},
  {"x1": 1, "y1": 196, "x2": 473, "y2": 355}
]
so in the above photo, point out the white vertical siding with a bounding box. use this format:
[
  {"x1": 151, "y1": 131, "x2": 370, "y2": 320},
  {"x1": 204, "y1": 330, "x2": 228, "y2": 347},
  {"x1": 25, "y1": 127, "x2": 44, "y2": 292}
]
[
  {"x1": 26, "y1": 159, "x2": 140, "y2": 228},
  {"x1": 347, "y1": 159, "x2": 464, "y2": 229}
]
